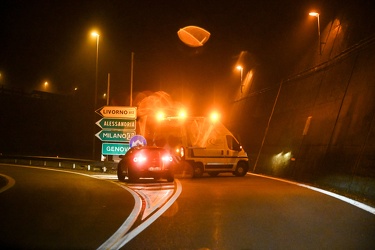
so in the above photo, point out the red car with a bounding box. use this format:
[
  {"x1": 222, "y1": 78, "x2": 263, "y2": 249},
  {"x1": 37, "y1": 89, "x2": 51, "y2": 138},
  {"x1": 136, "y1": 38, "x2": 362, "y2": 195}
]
[{"x1": 117, "y1": 146, "x2": 175, "y2": 182}]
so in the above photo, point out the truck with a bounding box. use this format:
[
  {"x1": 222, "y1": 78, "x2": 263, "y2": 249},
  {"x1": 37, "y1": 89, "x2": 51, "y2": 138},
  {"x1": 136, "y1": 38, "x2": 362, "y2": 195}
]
[{"x1": 147, "y1": 116, "x2": 249, "y2": 178}]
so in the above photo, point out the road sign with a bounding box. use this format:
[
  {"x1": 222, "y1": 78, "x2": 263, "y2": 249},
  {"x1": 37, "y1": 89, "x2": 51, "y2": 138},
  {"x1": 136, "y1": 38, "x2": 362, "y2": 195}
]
[
  {"x1": 102, "y1": 143, "x2": 130, "y2": 155},
  {"x1": 95, "y1": 106, "x2": 137, "y2": 118},
  {"x1": 96, "y1": 118, "x2": 136, "y2": 130},
  {"x1": 129, "y1": 135, "x2": 147, "y2": 147},
  {"x1": 95, "y1": 130, "x2": 135, "y2": 142}
]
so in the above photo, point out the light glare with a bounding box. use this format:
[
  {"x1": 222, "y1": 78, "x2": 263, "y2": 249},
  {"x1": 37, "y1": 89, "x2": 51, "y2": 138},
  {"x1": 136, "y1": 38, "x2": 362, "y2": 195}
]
[
  {"x1": 210, "y1": 111, "x2": 220, "y2": 122},
  {"x1": 156, "y1": 111, "x2": 165, "y2": 121},
  {"x1": 309, "y1": 12, "x2": 319, "y2": 17}
]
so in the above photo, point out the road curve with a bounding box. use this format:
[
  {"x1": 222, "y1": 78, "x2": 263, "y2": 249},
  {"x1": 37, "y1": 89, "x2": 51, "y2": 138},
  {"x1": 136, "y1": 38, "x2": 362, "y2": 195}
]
[
  {"x1": 123, "y1": 174, "x2": 375, "y2": 249},
  {"x1": 0, "y1": 164, "x2": 135, "y2": 249}
]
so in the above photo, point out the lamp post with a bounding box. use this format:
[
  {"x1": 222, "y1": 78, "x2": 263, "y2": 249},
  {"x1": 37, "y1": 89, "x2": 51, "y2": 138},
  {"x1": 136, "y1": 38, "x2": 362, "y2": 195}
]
[
  {"x1": 309, "y1": 12, "x2": 321, "y2": 55},
  {"x1": 236, "y1": 65, "x2": 244, "y2": 93},
  {"x1": 91, "y1": 32, "x2": 100, "y2": 109},
  {"x1": 91, "y1": 31, "x2": 100, "y2": 160}
]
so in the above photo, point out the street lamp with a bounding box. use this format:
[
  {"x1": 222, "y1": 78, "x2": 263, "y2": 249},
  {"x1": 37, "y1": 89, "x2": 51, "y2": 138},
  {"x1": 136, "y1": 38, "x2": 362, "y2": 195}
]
[
  {"x1": 236, "y1": 65, "x2": 244, "y2": 93},
  {"x1": 91, "y1": 31, "x2": 100, "y2": 160},
  {"x1": 91, "y1": 31, "x2": 100, "y2": 109},
  {"x1": 309, "y1": 12, "x2": 322, "y2": 55}
]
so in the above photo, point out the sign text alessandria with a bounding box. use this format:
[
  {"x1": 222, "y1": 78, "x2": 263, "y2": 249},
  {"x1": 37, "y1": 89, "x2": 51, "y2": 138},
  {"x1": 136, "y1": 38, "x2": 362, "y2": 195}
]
[{"x1": 96, "y1": 118, "x2": 136, "y2": 130}]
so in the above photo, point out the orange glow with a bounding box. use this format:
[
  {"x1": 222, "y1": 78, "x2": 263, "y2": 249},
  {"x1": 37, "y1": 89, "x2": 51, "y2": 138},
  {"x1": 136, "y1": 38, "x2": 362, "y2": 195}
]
[
  {"x1": 210, "y1": 111, "x2": 220, "y2": 122},
  {"x1": 91, "y1": 31, "x2": 100, "y2": 37},
  {"x1": 309, "y1": 12, "x2": 319, "y2": 17},
  {"x1": 178, "y1": 109, "x2": 187, "y2": 119},
  {"x1": 156, "y1": 111, "x2": 165, "y2": 121}
]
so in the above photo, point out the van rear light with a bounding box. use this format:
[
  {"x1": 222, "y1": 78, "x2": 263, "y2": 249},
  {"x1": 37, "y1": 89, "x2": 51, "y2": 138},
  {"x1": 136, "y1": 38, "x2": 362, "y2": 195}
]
[{"x1": 179, "y1": 147, "x2": 185, "y2": 158}]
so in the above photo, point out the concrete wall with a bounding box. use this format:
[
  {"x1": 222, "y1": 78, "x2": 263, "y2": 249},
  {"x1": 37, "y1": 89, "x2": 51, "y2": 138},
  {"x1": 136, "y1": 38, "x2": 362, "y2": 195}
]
[{"x1": 228, "y1": 4, "x2": 375, "y2": 201}]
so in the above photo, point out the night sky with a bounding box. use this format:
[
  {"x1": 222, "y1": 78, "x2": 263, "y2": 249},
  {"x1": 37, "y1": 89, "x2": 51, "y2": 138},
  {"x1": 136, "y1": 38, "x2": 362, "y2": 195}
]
[{"x1": 0, "y1": 0, "x2": 355, "y2": 113}]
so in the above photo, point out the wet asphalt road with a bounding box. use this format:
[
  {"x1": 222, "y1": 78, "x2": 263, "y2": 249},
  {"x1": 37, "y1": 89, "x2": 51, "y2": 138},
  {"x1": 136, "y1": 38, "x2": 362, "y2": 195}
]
[{"x1": 1, "y1": 164, "x2": 374, "y2": 249}]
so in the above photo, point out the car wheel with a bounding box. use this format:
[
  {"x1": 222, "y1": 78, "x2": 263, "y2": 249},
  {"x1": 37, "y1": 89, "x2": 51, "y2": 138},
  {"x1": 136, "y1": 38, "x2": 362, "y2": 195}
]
[
  {"x1": 117, "y1": 167, "x2": 125, "y2": 181},
  {"x1": 233, "y1": 161, "x2": 249, "y2": 177},
  {"x1": 117, "y1": 163, "x2": 126, "y2": 181},
  {"x1": 127, "y1": 169, "x2": 138, "y2": 183},
  {"x1": 166, "y1": 174, "x2": 174, "y2": 182},
  {"x1": 193, "y1": 163, "x2": 204, "y2": 178}
]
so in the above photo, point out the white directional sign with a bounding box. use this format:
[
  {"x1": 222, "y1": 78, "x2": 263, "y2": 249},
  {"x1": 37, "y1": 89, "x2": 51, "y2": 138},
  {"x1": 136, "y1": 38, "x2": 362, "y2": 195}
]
[{"x1": 95, "y1": 106, "x2": 137, "y2": 119}]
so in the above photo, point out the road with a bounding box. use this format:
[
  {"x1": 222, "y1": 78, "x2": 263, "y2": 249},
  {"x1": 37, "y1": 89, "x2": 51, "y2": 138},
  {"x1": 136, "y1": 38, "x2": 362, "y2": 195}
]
[
  {"x1": 0, "y1": 164, "x2": 134, "y2": 249},
  {"x1": 1, "y1": 164, "x2": 374, "y2": 249}
]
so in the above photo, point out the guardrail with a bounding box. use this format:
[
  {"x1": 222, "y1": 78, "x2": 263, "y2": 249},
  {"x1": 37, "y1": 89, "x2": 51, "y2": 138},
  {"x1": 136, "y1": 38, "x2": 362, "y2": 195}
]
[{"x1": 0, "y1": 154, "x2": 118, "y2": 173}]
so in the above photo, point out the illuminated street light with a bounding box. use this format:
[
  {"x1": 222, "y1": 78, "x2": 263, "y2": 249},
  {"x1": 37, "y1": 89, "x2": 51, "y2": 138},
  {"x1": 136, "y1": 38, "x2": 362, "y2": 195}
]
[
  {"x1": 91, "y1": 31, "x2": 100, "y2": 160},
  {"x1": 91, "y1": 31, "x2": 100, "y2": 108},
  {"x1": 236, "y1": 65, "x2": 244, "y2": 93},
  {"x1": 44, "y1": 81, "x2": 48, "y2": 91},
  {"x1": 309, "y1": 12, "x2": 322, "y2": 55}
]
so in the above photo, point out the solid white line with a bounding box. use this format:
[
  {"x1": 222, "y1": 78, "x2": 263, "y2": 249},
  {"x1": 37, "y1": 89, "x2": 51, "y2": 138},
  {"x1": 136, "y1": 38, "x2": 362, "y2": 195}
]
[
  {"x1": 0, "y1": 164, "x2": 145, "y2": 247},
  {"x1": 0, "y1": 173, "x2": 15, "y2": 193},
  {"x1": 249, "y1": 173, "x2": 375, "y2": 215},
  {"x1": 111, "y1": 179, "x2": 183, "y2": 249},
  {"x1": 97, "y1": 184, "x2": 142, "y2": 250}
]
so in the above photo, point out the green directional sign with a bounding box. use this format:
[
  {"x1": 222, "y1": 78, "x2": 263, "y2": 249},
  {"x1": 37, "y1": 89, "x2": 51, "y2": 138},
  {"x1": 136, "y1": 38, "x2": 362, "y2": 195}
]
[
  {"x1": 95, "y1": 130, "x2": 135, "y2": 142},
  {"x1": 102, "y1": 143, "x2": 130, "y2": 155},
  {"x1": 96, "y1": 118, "x2": 136, "y2": 130}
]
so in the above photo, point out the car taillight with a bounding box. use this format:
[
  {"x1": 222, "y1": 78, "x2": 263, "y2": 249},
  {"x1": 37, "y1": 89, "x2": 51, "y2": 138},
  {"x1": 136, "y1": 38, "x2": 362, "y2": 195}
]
[
  {"x1": 162, "y1": 155, "x2": 173, "y2": 162},
  {"x1": 133, "y1": 154, "x2": 146, "y2": 163}
]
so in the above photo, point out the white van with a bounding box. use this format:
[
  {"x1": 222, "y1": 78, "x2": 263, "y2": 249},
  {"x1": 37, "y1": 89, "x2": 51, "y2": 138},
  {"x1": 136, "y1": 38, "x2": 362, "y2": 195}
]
[{"x1": 150, "y1": 117, "x2": 249, "y2": 177}]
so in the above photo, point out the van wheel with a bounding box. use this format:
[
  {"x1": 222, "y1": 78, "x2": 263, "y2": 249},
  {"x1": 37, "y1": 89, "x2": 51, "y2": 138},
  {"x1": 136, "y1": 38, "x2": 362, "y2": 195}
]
[
  {"x1": 193, "y1": 163, "x2": 204, "y2": 178},
  {"x1": 233, "y1": 162, "x2": 249, "y2": 177},
  {"x1": 208, "y1": 172, "x2": 219, "y2": 177}
]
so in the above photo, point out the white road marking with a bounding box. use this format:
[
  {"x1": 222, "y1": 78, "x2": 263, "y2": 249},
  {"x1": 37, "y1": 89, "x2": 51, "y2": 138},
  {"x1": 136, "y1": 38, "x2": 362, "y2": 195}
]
[
  {"x1": 249, "y1": 173, "x2": 375, "y2": 215},
  {"x1": 97, "y1": 183, "x2": 142, "y2": 250},
  {"x1": 108, "y1": 179, "x2": 182, "y2": 249},
  {"x1": 0, "y1": 173, "x2": 15, "y2": 193}
]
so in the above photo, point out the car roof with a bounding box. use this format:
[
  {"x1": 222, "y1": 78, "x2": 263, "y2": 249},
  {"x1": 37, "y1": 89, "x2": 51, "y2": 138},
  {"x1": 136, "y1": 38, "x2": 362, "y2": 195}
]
[{"x1": 129, "y1": 145, "x2": 167, "y2": 152}]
